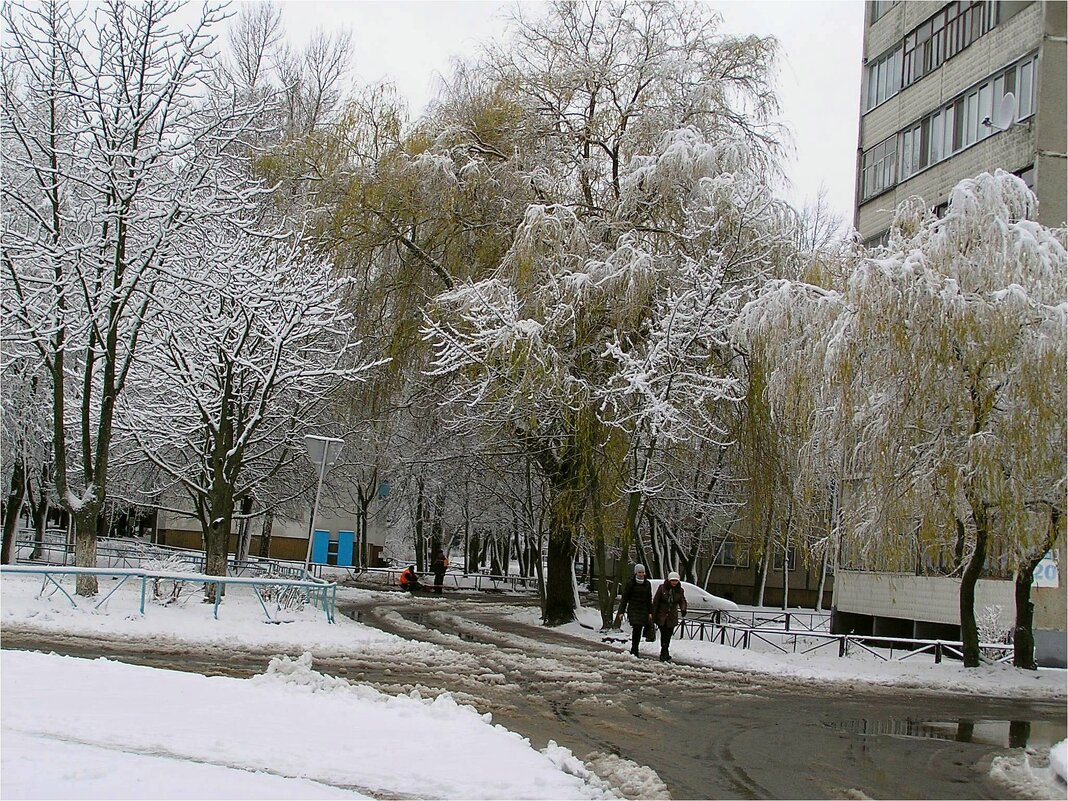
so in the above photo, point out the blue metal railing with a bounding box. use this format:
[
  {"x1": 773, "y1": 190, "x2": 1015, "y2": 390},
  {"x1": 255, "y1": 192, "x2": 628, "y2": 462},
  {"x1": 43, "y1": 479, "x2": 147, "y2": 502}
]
[
  {"x1": 14, "y1": 532, "x2": 307, "y2": 579},
  {"x1": 1, "y1": 564, "x2": 337, "y2": 624}
]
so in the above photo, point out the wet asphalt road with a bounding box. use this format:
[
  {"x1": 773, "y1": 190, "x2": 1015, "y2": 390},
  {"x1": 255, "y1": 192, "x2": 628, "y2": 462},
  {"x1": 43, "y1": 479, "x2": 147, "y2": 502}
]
[{"x1": 3, "y1": 586, "x2": 1065, "y2": 800}]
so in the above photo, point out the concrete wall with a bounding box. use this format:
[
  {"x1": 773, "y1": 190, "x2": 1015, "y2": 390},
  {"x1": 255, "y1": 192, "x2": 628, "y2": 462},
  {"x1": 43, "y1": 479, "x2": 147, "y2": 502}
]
[{"x1": 835, "y1": 571, "x2": 1013, "y2": 624}]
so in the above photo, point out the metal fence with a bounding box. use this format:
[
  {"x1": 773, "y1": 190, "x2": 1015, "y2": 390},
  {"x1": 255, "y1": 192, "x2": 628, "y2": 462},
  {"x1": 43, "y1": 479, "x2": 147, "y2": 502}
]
[
  {"x1": 14, "y1": 531, "x2": 306, "y2": 579},
  {"x1": 356, "y1": 566, "x2": 541, "y2": 593},
  {"x1": 1, "y1": 563, "x2": 337, "y2": 624},
  {"x1": 675, "y1": 618, "x2": 1014, "y2": 664}
]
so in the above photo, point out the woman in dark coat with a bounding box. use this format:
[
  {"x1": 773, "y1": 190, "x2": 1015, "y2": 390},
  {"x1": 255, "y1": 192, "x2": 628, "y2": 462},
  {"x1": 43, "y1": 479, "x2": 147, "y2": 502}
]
[
  {"x1": 652, "y1": 571, "x2": 687, "y2": 662},
  {"x1": 615, "y1": 564, "x2": 653, "y2": 657}
]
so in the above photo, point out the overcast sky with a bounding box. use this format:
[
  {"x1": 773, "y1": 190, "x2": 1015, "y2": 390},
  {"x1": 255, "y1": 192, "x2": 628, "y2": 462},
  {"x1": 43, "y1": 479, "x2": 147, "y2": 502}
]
[{"x1": 275, "y1": 0, "x2": 865, "y2": 225}]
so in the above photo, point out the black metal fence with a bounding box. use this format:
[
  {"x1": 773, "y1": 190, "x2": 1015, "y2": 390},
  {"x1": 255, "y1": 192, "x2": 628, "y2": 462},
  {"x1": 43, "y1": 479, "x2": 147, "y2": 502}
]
[{"x1": 676, "y1": 618, "x2": 1014, "y2": 664}]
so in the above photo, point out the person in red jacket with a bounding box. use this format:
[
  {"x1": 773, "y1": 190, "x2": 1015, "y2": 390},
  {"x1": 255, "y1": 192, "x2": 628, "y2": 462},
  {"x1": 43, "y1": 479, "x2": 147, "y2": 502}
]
[{"x1": 399, "y1": 565, "x2": 422, "y2": 592}]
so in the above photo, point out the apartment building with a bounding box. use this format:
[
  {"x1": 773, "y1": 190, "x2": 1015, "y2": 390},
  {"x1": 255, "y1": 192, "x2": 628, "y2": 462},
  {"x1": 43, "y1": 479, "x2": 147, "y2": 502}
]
[
  {"x1": 855, "y1": 0, "x2": 1066, "y2": 244},
  {"x1": 836, "y1": 0, "x2": 1067, "y2": 667}
]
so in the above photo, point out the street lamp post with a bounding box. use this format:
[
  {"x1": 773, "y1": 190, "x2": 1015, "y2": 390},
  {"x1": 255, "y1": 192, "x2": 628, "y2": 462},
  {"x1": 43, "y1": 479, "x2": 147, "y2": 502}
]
[{"x1": 303, "y1": 435, "x2": 344, "y2": 574}]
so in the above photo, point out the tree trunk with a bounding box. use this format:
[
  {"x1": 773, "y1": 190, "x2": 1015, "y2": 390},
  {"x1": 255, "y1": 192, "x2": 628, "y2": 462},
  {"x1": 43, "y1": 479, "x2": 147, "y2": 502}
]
[
  {"x1": 203, "y1": 483, "x2": 235, "y2": 603},
  {"x1": 959, "y1": 505, "x2": 989, "y2": 668},
  {"x1": 543, "y1": 461, "x2": 586, "y2": 625},
  {"x1": 781, "y1": 537, "x2": 790, "y2": 610},
  {"x1": 415, "y1": 478, "x2": 425, "y2": 568},
  {"x1": 593, "y1": 534, "x2": 614, "y2": 628},
  {"x1": 30, "y1": 464, "x2": 51, "y2": 560},
  {"x1": 756, "y1": 543, "x2": 770, "y2": 608},
  {"x1": 753, "y1": 497, "x2": 776, "y2": 606},
  {"x1": 815, "y1": 541, "x2": 829, "y2": 612},
  {"x1": 1012, "y1": 567, "x2": 1038, "y2": 671},
  {"x1": 1, "y1": 456, "x2": 27, "y2": 565},
  {"x1": 74, "y1": 509, "x2": 100, "y2": 596},
  {"x1": 235, "y1": 495, "x2": 254, "y2": 562},
  {"x1": 258, "y1": 508, "x2": 274, "y2": 558},
  {"x1": 544, "y1": 520, "x2": 576, "y2": 624},
  {"x1": 467, "y1": 530, "x2": 480, "y2": 574},
  {"x1": 1013, "y1": 506, "x2": 1061, "y2": 670}
]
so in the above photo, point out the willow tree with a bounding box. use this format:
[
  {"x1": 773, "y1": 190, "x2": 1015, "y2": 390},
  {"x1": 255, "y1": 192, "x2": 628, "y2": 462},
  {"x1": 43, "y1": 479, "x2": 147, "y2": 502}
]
[
  {"x1": 741, "y1": 171, "x2": 1067, "y2": 667},
  {"x1": 731, "y1": 214, "x2": 857, "y2": 607},
  {"x1": 419, "y1": 1, "x2": 790, "y2": 625}
]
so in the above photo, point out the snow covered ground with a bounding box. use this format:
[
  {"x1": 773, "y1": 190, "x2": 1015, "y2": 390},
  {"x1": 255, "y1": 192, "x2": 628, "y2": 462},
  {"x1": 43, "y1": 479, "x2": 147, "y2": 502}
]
[{"x1": 2, "y1": 569, "x2": 1065, "y2": 799}]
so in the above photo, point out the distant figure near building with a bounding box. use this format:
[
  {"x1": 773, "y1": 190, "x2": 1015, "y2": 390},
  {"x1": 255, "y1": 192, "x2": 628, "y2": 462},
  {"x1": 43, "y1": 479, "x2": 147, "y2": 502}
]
[
  {"x1": 399, "y1": 565, "x2": 422, "y2": 593},
  {"x1": 431, "y1": 550, "x2": 449, "y2": 595}
]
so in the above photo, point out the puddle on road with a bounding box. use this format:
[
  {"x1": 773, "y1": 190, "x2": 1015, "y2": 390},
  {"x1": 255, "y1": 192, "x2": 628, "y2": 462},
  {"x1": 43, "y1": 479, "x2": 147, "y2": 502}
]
[{"x1": 827, "y1": 717, "x2": 1066, "y2": 749}]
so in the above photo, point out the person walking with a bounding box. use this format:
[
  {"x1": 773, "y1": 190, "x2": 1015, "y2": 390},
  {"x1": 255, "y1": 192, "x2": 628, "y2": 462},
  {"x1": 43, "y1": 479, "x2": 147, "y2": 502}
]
[
  {"x1": 430, "y1": 550, "x2": 449, "y2": 595},
  {"x1": 652, "y1": 571, "x2": 687, "y2": 662},
  {"x1": 615, "y1": 564, "x2": 653, "y2": 657}
]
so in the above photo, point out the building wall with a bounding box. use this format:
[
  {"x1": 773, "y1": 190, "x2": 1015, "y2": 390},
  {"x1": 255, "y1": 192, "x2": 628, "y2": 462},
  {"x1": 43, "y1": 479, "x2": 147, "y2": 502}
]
[
  {"x1": 706, "y1": 564, "x2": 833, "y2": 609},
  {"x1": 855, "y1": 0, "x2": 1066, "y2": 241},
  {"x1": 155, "y1": 497, "x2": 388, "y2": 566},
  {"x1": 842, "y1": 1, "x2": 1067, "y2": 666},
  {"x1": 835, "y1": 571, "x2": 1014, "y2": 625},
  {"x1": 1033, "y1": 0, "x2": 1067, "y2": 227}
]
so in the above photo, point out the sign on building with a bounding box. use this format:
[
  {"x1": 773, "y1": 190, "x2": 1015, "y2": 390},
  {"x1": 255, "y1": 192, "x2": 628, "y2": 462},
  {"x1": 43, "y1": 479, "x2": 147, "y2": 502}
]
[{"x1": 1032, "y1": 551, "x2": 1059, "y2": 588}]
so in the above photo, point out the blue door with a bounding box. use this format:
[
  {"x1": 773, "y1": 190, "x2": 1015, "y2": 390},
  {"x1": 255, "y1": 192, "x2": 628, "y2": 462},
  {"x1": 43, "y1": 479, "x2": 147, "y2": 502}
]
[
  {"x1": 311, "y1": 529, "x2": 330, "y2": 564},
  {"x1": 337, "y1": 531, "x2": 355, "y2": 567}
]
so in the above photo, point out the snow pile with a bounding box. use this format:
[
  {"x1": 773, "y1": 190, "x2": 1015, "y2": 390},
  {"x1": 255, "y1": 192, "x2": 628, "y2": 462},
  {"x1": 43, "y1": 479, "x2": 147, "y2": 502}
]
[
  {"x1": 989, "y1": 739, "x2": 1068, "y2": 801},
  {"x1": 1051, "y1": 740, "x2": 1068, "y2": 785},
  {"x1": 1, "y1": 650, "x2": 616, "y2": 800},
  {"x1": 585, "y1": 751, "x2": 672, "y2": 799}
]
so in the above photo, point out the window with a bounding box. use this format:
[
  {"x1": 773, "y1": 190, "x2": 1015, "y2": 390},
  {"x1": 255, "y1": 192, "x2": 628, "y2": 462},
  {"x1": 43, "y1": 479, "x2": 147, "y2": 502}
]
[
  {"x1": 865, "y1": 47, "x2": 903, "y2": 111},
  {"x1": 870, "y1": 0, "x2": 898, "y2": 24},
  {"x1": 901, "y1": 2, "x2": 1000, "y2": 88},
  {"x1": 861, "y1": 135, "x2": 897, "y2": 201},
  {"x1": 863, "y1": 229, "x2": 891, "y2": 249},
  {"x1": 773, "y1": 547, "x2": 797, "y2": 572},
  {"x1": 1018, "y1": 57, "x2": 1034, "y2": 118},
  {"x1": 977, "y1": 83, "x2": 993, "y2": 140},
  {"x1": 715, "y1": 540, "x2": 750, "y2": 568},
  {"x1": 930, "y1": 111, "x2": 944, "y2": 163},
  {"x1": 861, "y1": 52, "x2": 1039, "y2": 202},
  {"x1": 963, "y1": 90, "x2": 979, "y2": 148},
  {"x1": 1015, "y1": 164, "x2": 1035, "y2": 189}
]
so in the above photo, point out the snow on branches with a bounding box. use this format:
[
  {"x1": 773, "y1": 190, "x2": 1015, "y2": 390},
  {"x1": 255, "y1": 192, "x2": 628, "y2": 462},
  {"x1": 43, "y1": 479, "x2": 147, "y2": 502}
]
[{"x1": 740, "y1": 170, "x2": 1067, "y2": 579}]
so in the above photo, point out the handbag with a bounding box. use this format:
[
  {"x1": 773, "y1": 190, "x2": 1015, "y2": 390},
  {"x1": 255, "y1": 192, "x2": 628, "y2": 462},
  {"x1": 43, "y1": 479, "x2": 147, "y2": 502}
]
[{"x1": 643, "y1": 621, "x2": 657, "y2": 641}]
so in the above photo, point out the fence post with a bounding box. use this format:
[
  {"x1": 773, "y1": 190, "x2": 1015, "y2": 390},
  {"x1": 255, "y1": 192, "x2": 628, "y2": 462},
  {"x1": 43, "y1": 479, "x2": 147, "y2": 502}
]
[
  {"x1": 785, "y1": 613, "x2": 791, "y2": 632},
  {"x1": 839, "y1": 637, "x2": 846, "y2": 657},
  {"x1": 935, "y1": 642, "x2": 942, "y2": 664}
]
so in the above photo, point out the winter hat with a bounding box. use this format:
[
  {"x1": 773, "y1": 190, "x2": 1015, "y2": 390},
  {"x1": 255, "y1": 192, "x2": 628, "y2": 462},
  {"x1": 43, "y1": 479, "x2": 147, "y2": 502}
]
[
  {"x1": 667, "y1": 571, "x2": 680, "y2": 581},
  {"x1": 634, "y1": 564, "x2": 646, "y2": 574}
]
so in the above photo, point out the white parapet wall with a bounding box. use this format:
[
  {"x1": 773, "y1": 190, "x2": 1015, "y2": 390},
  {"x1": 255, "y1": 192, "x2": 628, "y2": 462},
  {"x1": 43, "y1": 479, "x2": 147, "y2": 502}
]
[{"x1": 834, "y1": 571, "x2": 1015, "y2": 625}]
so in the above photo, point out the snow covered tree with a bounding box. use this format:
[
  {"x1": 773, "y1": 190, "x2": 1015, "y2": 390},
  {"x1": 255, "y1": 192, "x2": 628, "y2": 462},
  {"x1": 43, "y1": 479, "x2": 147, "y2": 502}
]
[
  {"x1": 423, "y1": 1, "x2": 791, "y2": 625},
  {"x1": 1, "y1": 0, "x2": 272, "y2": 594},
  {"x1": 740, "y1": 171, "x2": 1067, "y2": 667},
  {"x1": 119, "y1": 225, "x2": 377, "y2": 587}
]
